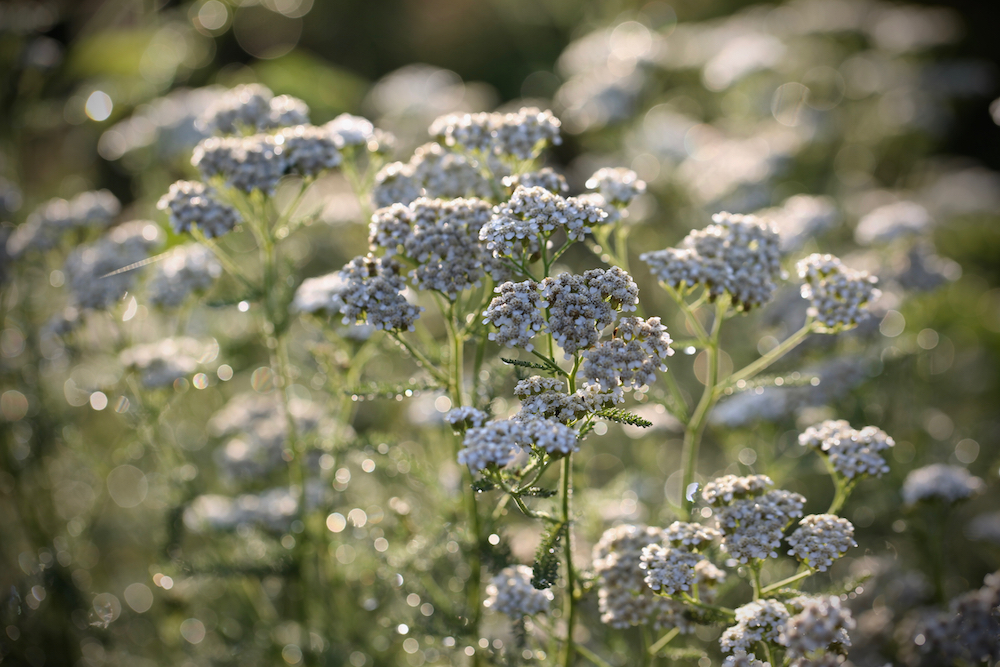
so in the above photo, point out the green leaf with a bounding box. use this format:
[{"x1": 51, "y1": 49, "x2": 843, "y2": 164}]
[
  {"x1": 518, "y1": 487, "x2": 557, "y2": 498},
  {"x1": 343, "y1": 380, "x2": 440, "y2": 399},
  {"x1": 500, "y1": 357, "x2": 551, "y2": 371},
  {"x1": 472, "y1": 478, "x2": 496, "y2": 493},
  {"x1": 596, "y1": 408, "x2": 653, "y2": 428},
  {"x1": 532, "y1": 522, "x2": 566, "y2": 590}
]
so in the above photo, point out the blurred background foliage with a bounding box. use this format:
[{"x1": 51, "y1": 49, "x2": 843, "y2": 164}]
[{"x1": 2, "y1": 1, "x2": 1000, "y2": 666}]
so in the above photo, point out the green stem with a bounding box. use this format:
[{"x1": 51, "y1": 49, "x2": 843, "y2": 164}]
[
  {"x1": 647, "y1": 627, "x2": 680, "y2": 655},
  {"x1": 760, "y1": 569, "x2": 813, "y2": 595},
  {"x1": 388, "y1": 333, "x2": 449, "y2": 384},
  {"x1": 676, "y1": 593, "x2": 736, "y2": 619},
  {"x1": 750, "y1": 561, "x2": 763, "y2": 601},
  {"x1": 560, "y1": 453, "x2": 576, "y2": 667},
  {"x1": 575, "y1": 643, "x2": 613, "y2": 667},
  {"x1": 679, "y1": 298, "x2": 726, "y2": 519},
  {"x1": 716, "y1": 321, "x2": 814, "y2": 394}
]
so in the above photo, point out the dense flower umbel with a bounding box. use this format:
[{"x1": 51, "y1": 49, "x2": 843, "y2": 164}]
[
  {"x1": 798, "y1": 420, "x2": 894, "y2": 479},
  {"x1": 640, "y1": 212, "x2": 783, "y2": 311},
  {"x1": 197, "y1": 83, "x2": 309, "y2": 135},
  {"x1": 585, "y1": 167, "x2": 646, "y2": 206},
  {"x1": 192, "y1": 134, "x2": 286, "y2": 194},
  {"x1": 372, "y1": 142, "x2": 497, "y2": 208},
  {"x1": 902, "y1": 463, "x2": 985, "y2": 505},
  {"x1": 482, "y1": 280, "x2": 548, "y2": 351},
  {"x1": 664, "y1": 521, "x2": 721, "y2": 550},
  {"x1": 919, "y1": 571, "x2": 1000, "y2": 664},
  {"x1": 721, "y1": 652, "x2": 771, "y2": 667},
  {"x1": 146, "y1": 244, "x2": 222, "y2": 308},
  {"x1": 338, "y1": 254, "x2": 423, "y2": 332},
  {"x1": 480, "y1": 185, "x2": 607, "y2": 258},
  {"x1": 705, "y1": 475, "x2": 805, "y2": 563},
  {"x1": 640, "y1": 544, "x2": 703, "y2": 595},
  {"x1": 444, "y1": 406, "x2": 489, "y2": 431},
  {"x1": 781, "y1": 595, "x2": 855, "y2": 659},
  {"x1": 324, "y1": 113, "x2": 394, "y2": 152},
  {"x1": 702, "y1": 474, "x2": 774, "y2": 506},
  {"x1": 276, "y1": 125, "x2": 342, "y2": 177},
  {"x1": 430, "y1": 107, "x2": 562, "y2": 160},
  {"x1": 157, "y1": 180, "x2": 242, "y2": 238},
  {"x1": 540, "y1": 268, "x2": 639, "y2": 357},
  {"x1": 503, "y1": 168, "x2": 569, "y2": 195},
  {"x1": 592, "y1": 524, "x2": 692, "y2": 631},
  {"x1": 120, "y1": 337, "x2": 214, "y2": 388},
  {"x1": 457, "y1": 417, "x2": 576, "y2": 470},
  {"x1": 721, "y1": 599, "x2": 789, "y2": 653},
  {"x1": 796, "y1": 254, "x2": 881, "y2": 332},
  {"x1": 65, "y1": 221, "x2": 162, "y2": 310},
  {"x1": 786, "y1": 514, "x2": 857, "y2": 572},
  {"x1": 579, "y1": 316, "x2": 673, "y2": 393},
  {"x1": 484, "y1": 565, "x2": 553, "y2": 617},
  {"x1": 515, "y1": 385, "x2": 618, "y2": 423},
  {"x1": 7, "y1": 189, "x2": 120, "y2": 258}
]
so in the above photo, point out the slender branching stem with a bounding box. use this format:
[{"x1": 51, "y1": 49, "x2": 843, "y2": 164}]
[
  {"x1": 716, "y1": 321, "x2": 814, "y2": 394},
  {"x1": 761, "y1": 569, "x2": 814, "y2": 595},
  {"x1": 560, "y1": 453, "x2": 576, "y2": 667},
  {"x1": 647, "y1": 627, "x2": 680, "y2": 656}
]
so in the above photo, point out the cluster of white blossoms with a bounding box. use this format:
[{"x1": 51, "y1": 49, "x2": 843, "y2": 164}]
[
  {"x1": 481, "y1": 280, "x2": 548, "y2": 350},
  {"x1": 515, "y1": 384, "x2": 618, "y2": 423},
  {"x1": 293, "y1": 272, "x2": 348, "y2": 315},
  {"x1": 540, "y1": 268, "x2": 640, "y2": 356},
  {"x1": 276, "y1": 124, "x2": 343, "y2": 176},
  {"x1": 785, "y1": 514, "x2": 857, "y2": 572},
  {"x1": 502, "y1": 168, "x2": 568, "y2": 195},
  {"x1": 796, "y1": 254, "x2": 881, "y2": 332},
  {"x1": 119, "y1": 337, "x2": 213, "y2": 389},
  {"x1": 429, "y1": 107, "x2": 561, "y2": 160},
  {"x1": 323, "y1": 113, "x2": 395, "y2": 153},
  {"x1": 639, "y1": 521, "x2": 720, "y2": 596},
  {"x1": 7, "y1": 189, "x2": 120, "y2": 258},
  {"x1": 798, "y1": 420, "x2": 894, "y2": 479},
  {"x1": 919, "y1": 571, "x2": 1000, "y2": 665},
  {"x1": 721, "y1": 599, "x2": 790, "y2": 653},
  {"x1": 373, "y1": 142, "x2": 496, "y2": 208},
  {"x1": 721, "y1": 652, "x2": 771, "y2": 667},
  {"x1": 156, "y1": 180, "x2": 242, "y2": 238},
  {"x1": 444, "y1": 406, "x2": 489, "y2": 431},
  {"x1": 781, "y1": 595, "x2": 854, "y2": 661},
  {"x1": 854, "y1": 200, "x2": 933, "y2": 246},
  {"x1": 146, "y1": 244, "x2": 222, "y2": 308},
  {"x1": 457, "y1": 417, "x2": 577, "y2": 471},
  {"x1": 901, "y1": 463, "x2": 985, "y2": 505},
  {"x1": 591, "y1": 524, "x2": 690, "y2": 631},
  {"x1": 197, "y1": 83, "x2": 309, "y2": 135},
  {"x1": 483, "y1": 565, "x2": 553, "y2": 617},
  {"x1": 191, "y1": 134, "x2": 283, "y2": 194},
  {"x1": 514, "y1": 376, "x2": 566, "y2": 397},
  {"x1": 338, "y1": 254, "x2": 423, "y2": 332},
  {"x1": 64, "y1": 221, "x2": 162, "y2": 310},
  {"x1": 479, "y1": 185, "x2": 608, "y2": 257},
  {"x1": 585, "y1": 167, "x2": 646, "y2": 206},
  {"x1": 704, "y1": 474, "x2": 805, "y2": 563},
  {"x1": 640, "y1": 212, "x2": 783, "y2": 311},
  {"x1": 579, "y1": 316, "x2": 674, "y2": 393},
  {"x1": 368, "y1": 197, "x2": 497, "y2": 298}
]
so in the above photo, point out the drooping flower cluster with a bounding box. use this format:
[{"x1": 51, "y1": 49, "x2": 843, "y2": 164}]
[
  {"x1": 796, "y1": 254, "x2": 881, "y2": 332},
  {"x1": 457, "y1": 417, "x2": 578, "y2": 471},
  {"x1": 369, "y1": 197, "x2": 497, "y2": 298},
  {"x1": 703, "y1": 474, "x2": 805, "y2": 563},
  {"x1": 579, "y1": 316, "x2": 673, "y2": 393},
  {"x1": 798, "y1": 420, "x2": 894, "y2": 479},
  {"x1": 785, "y1": 514, "x2": 857, "y2": 572},
  {"x1": 479, "y1": 185, "x2": 607, "y2": 257},
  {"x1": 484, "y1": 565, "x2": 553, "y2": 617},
  {"x1": 146, "y1": 244, "x2": 222, "y2": 308},
  {"x1": 640, "y1": 212, "x2": 783, "y2": 311},
  {"x1": 338, "y1": 254, "x2": 423, "y2": 332},
  {"x1": 156, "y1": 180, "x2": 242, "y2": 238},
  {"x1": 430, "y1": 107, "x2": 562, "y2": 159},
  {"x1": 6, "y1": 189, "x2": 120, "y2": 258},
  {"x1": 591, "y1": 524, "x2": 691, "y2": 631},
  {"x1": 64, "y1": 221, "x2": 162, "y2": 310},
  {"x1": 197, "y1": 83, "x2": 309, "y2": 135},
  {"x1": 902, "y1": 463, "x2": 985, "y2": 505},
  {"x1": 120, "y1": 337, "x2": 214, "y2": 388}
]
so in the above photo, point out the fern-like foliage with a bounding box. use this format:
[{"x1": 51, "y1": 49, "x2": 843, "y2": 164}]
[
  {"x1": 501, "y1": 357, "x2": 553, "y2": 371},
  {"x1": 596, "y1": 408, "x2": 653, "y2": 428},
  {"x1": 532, "y1": 522, "x2": 566, "y2": 590},
  {"x1": 343, "y1": 380, "x2": 441, "y2": 399}
]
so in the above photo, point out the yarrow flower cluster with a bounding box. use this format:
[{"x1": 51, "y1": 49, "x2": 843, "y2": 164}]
[
  {"x1": 721, "y1": 599, "x2": 790, "y2": 653},
  {"x1": 484, "y1": 565, "x2": 553, "y2": 617},
  {"x1": 191, "y1": 134, "x2": 287, "y2": 194},
  {"x1": 796, "y1": 254, "x2": 881, "y2": 332},
  {"x1": 918, "y1": 571, "x2": 1000, "y2": 664},
  {"x1": 373, "y1": 142, "x2": 496, "y2": 208},
  {"x1": 156, "y1": 181, "x2": 242, "y2": 238},
  {"x1": 704, "y1": 474, "x2": 805, "y2": 563},
  {"x1": 64, "y1": 221, "x2": 162, "y2": 310},
  {"x1": 540, "y1": 268, "x2": 639, "y2": 357},
  {"x1": 338, "y1": 254, "x2": 423, "y2": 332},
  {"x1": 146, "y1": 244, "x2": 222, "y2": 308},
  {"x1": 639, "y1": 544, "x2": 703, "y2": 595},
  {"x1": 854, "y1": 200, "x2": 932, "y2": 246},
  {"x1": 640, "y1": 212, "x2": 783, "y2": 311},
  {"x1": 444, "y1": 406, "x2": 489, "y2": 431},
  {"x1": 479, "y1": 185, "x2": 607, "y2": 258},
  {"x1": 721, "y1": 652, "x2": 771, "y2": 667},
  {"x1": 591, "y1": 525, "x2": 690, "y2": 631},
  {"x1": 902, "y1": 463, "x2": 985, "y2": 505},
  {"x1": 579, "y1": 316, "x2": 673, "y2": 393},
  {"x1": 786, "y1": 514, "x2": 857, "y2": 571},
  {"x1": 197, "y1": 83, "x2": 309, "y2": 135},
  {"x1": 457, "y1": 417, "x2": 577, "y2": 471},
  {"x1": 781, "y1": 595, "x2": 854, "y2": 660},
  {"x1": 324, "y1": 113, "x2": 394, "y2": 152},
  {"x1": 798, "y1": 420, "x2": 894, "y2": 479},
  {"x1": 369, "y1": 197, "x2": 497, "y2": 298},
  {"x1": 515, "y1": 384, "x2": 618, "y2": 423},
  {"x1": 585, "y1": 167, "x2": 646, "y2": 206},
  {"x1": 7, "y1": 189, "x2": 120, "y2": 258},
  {"x1": 481, "y1": 280, "x2": 548, "y2": 350},
  {"x1": 430, "y1": 107, "x2": 561, "y2": 160},
  {"x1": 502, "y1": 168, "x2": 568, "y2": 195},
  {"x1": 120, "y1": 337, "x2": 214, "y2": 388}
]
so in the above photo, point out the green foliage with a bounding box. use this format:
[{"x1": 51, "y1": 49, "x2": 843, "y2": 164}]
[
  {"x1": 532, "y1": 522, "x2": 566, "y2": 590},
  {"x1": 596, "y1": 408, "x2": 653, "y2": 428}
]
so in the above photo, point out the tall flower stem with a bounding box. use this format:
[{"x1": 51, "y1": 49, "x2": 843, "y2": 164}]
[
  {"x1": 560, "y1": 453, "x2": 576, "y2": 667},
  {"x1": 679, "y1": 299, "x2": 727, "y2": 519},
  {"x1": 715, "y1": 321, "x2": 814, "y2": 394}
]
